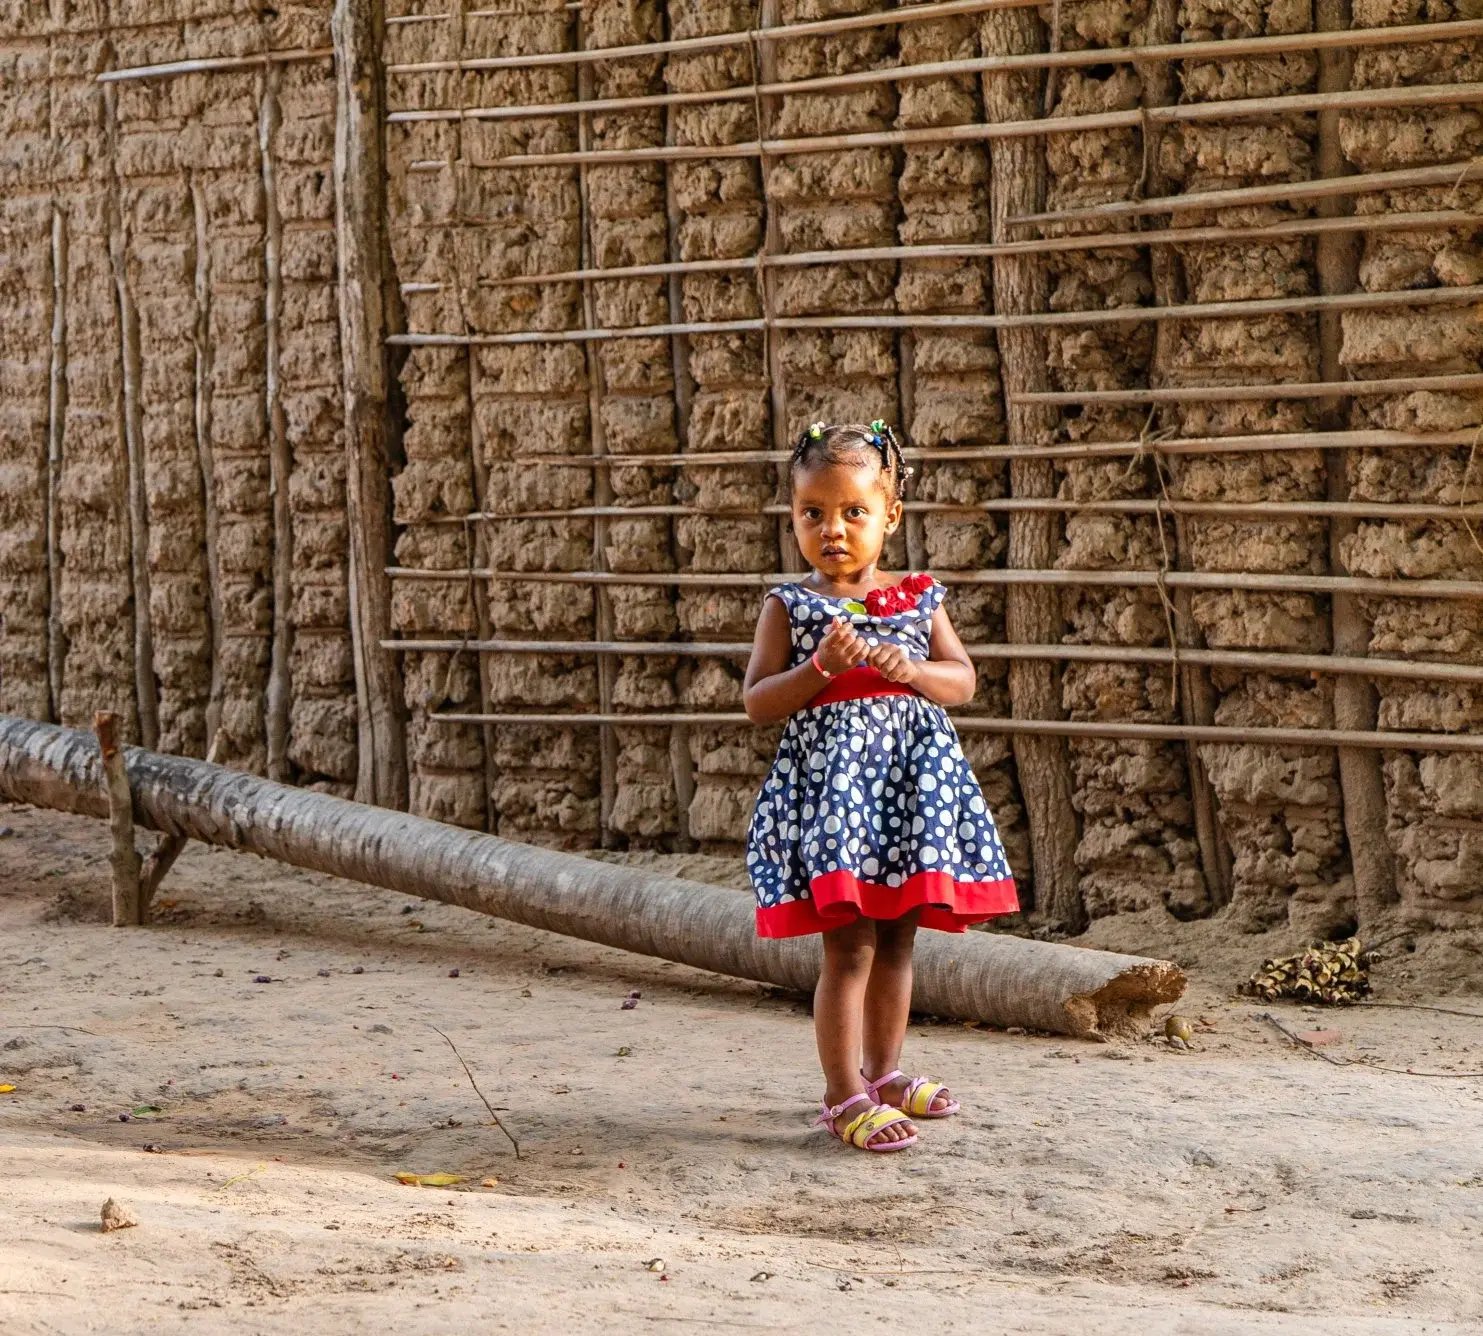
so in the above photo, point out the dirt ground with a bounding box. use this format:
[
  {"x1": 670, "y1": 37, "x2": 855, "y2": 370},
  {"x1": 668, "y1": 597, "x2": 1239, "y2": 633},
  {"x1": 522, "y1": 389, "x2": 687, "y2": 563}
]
[{"x1": 2, "y1": 804, "x2": 1482, "y2": 1335}]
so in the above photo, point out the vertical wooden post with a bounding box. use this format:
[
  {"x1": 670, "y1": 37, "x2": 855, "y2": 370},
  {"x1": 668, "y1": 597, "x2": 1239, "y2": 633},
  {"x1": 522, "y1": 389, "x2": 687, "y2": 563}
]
[
  {"x1": 261, "y1": 62, "x2": 293, "y2": 782},
  {"x1": 574, "y1": 16, "x2": 620, "y2": 848},
  {"x1": 94, "y1": 711, "x2": 142, "y2": 926},
  {"x1": 980, "y1": 9, "x2": 1083, "y2": 932},
  {"x1": 1140, "y1": 0, "x2": 1232, "y2": 908},
  {"x1": 1316, "y1": 0, "x2": 1396, "y2": 926},
  {"x1": 104, "y1": 79, "x2": 159, "y2": 749},
  {"x1": 663, "y1": 39, "x2": 697, "y2": 849},
  {"x1": 334, "y1": 0, "x2": 410, "y2": 809},
  {"x1": 46, "y1": 207, "x2": 68, "y2": 724},
  {"x1": 190, "y1": 175, "x2": 225, "y2": 751}
]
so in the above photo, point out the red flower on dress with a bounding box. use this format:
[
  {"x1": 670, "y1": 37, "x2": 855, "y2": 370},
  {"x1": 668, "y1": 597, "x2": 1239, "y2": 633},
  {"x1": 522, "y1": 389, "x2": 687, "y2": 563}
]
[{"x1": 864, "y1": 572, "x2": 935, "y2": 618}]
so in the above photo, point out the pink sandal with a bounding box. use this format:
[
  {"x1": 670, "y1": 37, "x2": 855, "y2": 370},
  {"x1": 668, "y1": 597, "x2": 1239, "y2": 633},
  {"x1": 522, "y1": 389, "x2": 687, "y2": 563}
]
[
  {"x1": 864, "y1": 1069, "x2": 961, "y2": 1119},
  {"x1": 813, "y1": 1093, "x2": 918, "y2": 1152}
]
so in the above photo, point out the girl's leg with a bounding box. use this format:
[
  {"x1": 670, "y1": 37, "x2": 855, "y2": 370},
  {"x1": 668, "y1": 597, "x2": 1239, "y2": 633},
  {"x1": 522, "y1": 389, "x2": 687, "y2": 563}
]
[
  {"x1": 816, "y1": 918, "x2": 914, "y2": 1143},
  {"x1": 862, "y1": 912, "x2": 951, "y2": 1114}
]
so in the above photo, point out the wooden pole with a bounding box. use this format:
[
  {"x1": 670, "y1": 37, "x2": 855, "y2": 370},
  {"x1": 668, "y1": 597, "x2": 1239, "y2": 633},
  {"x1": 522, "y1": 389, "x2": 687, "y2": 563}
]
[
  {"x1": 382, "y1": 565, "x2": 1483, "y2": 599},
  {"x1": 93, "y1": 712, "x2": 142, "y2": 927},
  {"x1": 458, "y1": 209, "x2": 1479, "y2": 285},
  {"x1": 334, "y1": 0, "x2": 410, "y2": 809},
  {"x1": 1011, "y1": 156, "x2": 1483, "y2": 227},
  {"x1": 377, "y1": 636, "x2": 1483, "y2": 686},
  {"x1": 0, "y1": 715, "x2": 1186, "y2": 1039},
  {"x1": 104, "y1": 81, "x2": 159, "y2": 749},
  {"x1": 426, "y1": 712, "x2": 1483, "y2": 754},
  {"x1": 387, "y1": 19, "x2": 1483, "y2": 122},
  {"x1": 459, "y1": 82, "x2": 1483, "y2": 170},
  {"x1": 261, "y1": 64, "x2": 292, "y2": 783},
  {"x1": 384, "y1": 286, "x2": 1483, "y2": 346},
  {"x1": 46, "y1": 207, "x2": 67, "y2": 723},
  {"x1": 499, "y1": 426, "x2": 1483, "y2": 469},
  {"x1": 190, "y1": 175, "x2": 225, "y2": 748},
  {"x1": 387, "y1": 0, "x2": 1041, "y2": 70},
  {"x1": 981, "y1": 5, "x2": 1082, "y2": 932},
  {"x1": 1316, "y1": 0, "x2": 1396, "y2": 927}
]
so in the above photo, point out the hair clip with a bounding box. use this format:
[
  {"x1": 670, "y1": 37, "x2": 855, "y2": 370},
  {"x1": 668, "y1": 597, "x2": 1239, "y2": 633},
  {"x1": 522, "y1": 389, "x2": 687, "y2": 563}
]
[{"x1": 808, "y1": 422, "x2": 824, "y2": 440}]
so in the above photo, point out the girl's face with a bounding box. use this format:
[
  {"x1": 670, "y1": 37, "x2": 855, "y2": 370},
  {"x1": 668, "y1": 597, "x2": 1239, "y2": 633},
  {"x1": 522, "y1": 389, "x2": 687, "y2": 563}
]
[{"x1": 790, "y1": 458, "x2": 902, "y2": 580}]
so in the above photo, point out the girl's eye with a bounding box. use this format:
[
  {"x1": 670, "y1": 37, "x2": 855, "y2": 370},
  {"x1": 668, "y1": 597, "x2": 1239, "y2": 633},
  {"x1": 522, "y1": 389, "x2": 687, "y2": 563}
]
[
  {"x1": 847, "y1": 507, "x2": 867, "y2": 519},
  {"x1": 803, "y1": 508, "x2": 821, "y2": 520}
]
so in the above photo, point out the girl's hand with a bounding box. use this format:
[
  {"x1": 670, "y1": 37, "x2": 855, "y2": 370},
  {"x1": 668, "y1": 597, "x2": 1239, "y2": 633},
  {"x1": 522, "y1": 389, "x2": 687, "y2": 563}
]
[
  {"x1": 816, "y1": 617, "x2": 867, "y2": 676},
  {"x1": 864, "y1": 641, "x2": 919, "y2": 685}
]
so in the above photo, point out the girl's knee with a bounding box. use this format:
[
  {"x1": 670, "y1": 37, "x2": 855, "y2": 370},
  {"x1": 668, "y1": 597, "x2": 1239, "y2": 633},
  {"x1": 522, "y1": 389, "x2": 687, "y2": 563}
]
[
  {"x1": 874, "y1": 913, "x2": 919, "y2": 962},
  {"x1": 822, "y1": 919, "x2": 876, "y2": 973}
]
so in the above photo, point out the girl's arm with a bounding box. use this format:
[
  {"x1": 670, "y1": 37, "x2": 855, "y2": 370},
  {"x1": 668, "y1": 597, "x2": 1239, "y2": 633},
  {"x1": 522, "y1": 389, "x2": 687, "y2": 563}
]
[
  {"x1": 743, "y1": 599, "x2": 866, "y2": 725},
  {"x1": 863, "y1": 605, "x2": 976, "y2": 707}
]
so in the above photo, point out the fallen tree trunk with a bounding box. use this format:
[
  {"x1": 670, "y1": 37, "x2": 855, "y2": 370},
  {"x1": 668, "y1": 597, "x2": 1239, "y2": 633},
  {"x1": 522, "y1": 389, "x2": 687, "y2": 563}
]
[{"x1": 0, "y1": 715, "x2": 1184, "y2": 1037}]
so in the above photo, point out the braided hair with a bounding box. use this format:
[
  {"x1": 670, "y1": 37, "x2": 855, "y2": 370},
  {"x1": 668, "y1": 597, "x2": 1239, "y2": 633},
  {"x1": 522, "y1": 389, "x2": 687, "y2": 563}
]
[{"x1": 788, "y1": 419, "x2": 913, "y2": 504}]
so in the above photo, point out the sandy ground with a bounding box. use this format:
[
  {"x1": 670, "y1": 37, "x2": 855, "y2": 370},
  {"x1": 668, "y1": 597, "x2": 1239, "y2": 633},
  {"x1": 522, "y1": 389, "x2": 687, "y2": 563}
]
[{"x1": 2, "y1": 804, "x2": 1482, "y2": 1335}]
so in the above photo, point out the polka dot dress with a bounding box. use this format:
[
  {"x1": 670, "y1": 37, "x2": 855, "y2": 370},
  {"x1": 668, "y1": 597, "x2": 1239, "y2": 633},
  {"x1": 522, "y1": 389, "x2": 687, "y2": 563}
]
[{"x1": 747, "y1": 578, "x2": 1018, "y2": 939}]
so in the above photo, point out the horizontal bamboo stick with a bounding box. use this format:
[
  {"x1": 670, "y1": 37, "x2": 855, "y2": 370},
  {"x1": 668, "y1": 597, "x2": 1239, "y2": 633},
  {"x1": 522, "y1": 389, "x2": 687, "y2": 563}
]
[
  {"x1": 379, "y1": 637, "x2": 1483, "y2": 686},
  {"x1": 449, "y1": 498, "x2": 1483, "y2": 523},
  {"x1": 97, "y1": 47, "x2": 333, "y2": 83},
  {"x1": 384, "y1": 566, "x2": 1483, "y2": 599},
  {"x1": 1012, "y1": 157, "x2": 1483, "y2": 228},
  {"x1": 388, "y1": 0, "x2": 1041, "y2": 70},
  {"x1": 387, "y1": 285, "x2": 1483, "y2": 348},
  {"x1": 459, "y1": 83, "x2": 1483, "y2": 170},
  {"x1": 456, "y1": 210, "x2": 1480, "y2": 288},
  {"x1": 386, "y1": 19, "x2": 1483, "y2": 122},
  {"x1": 504, "y1": 429, "x2": 1483, "y2": 469},
  {"x1": 430, "y1": 711, "x2": 1483, "y2": 754},
  {"x1": 389, "y1": 319, "x2": 764, "y2": 347},
  {"x1": 1014, "y1": 372, "x2": 1483, "y2": 407}
]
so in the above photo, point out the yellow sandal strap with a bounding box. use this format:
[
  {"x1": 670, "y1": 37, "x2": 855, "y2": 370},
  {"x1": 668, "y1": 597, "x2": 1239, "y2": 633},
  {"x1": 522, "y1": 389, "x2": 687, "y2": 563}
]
[
  {"x1": 841, "y1": 1104, "x2": 913, "y2": 1149},
  {"x1": 903, "y1": 1079, "x2": 949, "y2": 1117}
]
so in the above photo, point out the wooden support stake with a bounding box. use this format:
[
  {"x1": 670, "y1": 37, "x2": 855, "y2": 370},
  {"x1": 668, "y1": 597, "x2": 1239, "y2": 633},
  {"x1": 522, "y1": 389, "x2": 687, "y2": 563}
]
[
  {"x1": 981, "y1": 6, "x2": 1082, "y2": 932},
  {"x1": 1139, "y1": 0, "x2": 1230, "y2": 909},
  {"x1": 46, "y1": 207, "x2": 67, "y2": 723},
  {"x1": 139, "y1": 735, "x2": 221, "y2": 908},
  {"x1": 261, "y1": 63, "x2": 293, "y2": 783},
  {"x1": 662, "y1": 53, "x2": 697, "y2": 850},
  {"x1": 1316, "y1": 0, "x2": 1396, "y2": 928},
  {"x1": 104, "y1": 80, "x2": 159, "y2": 749},
  {"x1": 94, "y1": 712, "x2": 142, "y2": 927},
  {"x1": 334, "y1": 0, "x2": 410, "y2": 808},
  {"x1": 573, "y1": 17, "x2": 620, "y2": 849},
  {"x1": 190, "y1": 175, "x2": 225, "y2": 748}
]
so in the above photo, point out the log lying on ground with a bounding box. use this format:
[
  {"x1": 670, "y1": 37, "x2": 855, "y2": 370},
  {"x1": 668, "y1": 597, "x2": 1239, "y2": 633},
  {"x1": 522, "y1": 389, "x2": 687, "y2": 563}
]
[{"x1": 0, "y1": 715, "x2": 1184, "y2": 1037}]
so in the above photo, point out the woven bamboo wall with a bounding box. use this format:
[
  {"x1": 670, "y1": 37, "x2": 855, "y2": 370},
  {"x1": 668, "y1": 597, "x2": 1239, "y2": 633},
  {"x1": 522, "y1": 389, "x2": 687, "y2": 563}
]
[{"x1": 1, "y1": 0, "x2": 1481, "y2": 941}]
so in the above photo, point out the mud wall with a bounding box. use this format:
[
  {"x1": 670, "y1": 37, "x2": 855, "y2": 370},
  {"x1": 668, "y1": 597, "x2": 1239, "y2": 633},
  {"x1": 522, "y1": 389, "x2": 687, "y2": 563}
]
[{"x1": 2, "y1": 0, "x2": 1481, "y2": 940}]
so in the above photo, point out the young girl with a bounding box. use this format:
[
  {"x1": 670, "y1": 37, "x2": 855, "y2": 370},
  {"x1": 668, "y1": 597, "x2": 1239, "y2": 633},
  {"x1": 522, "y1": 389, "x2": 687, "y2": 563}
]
[{"x1": 743, "y1": 420, "x2": 1018, "y2": 1153}]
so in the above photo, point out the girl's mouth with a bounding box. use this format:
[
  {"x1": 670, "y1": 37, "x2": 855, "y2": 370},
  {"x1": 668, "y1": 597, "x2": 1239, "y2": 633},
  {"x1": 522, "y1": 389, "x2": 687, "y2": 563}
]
[{"x1": 820, "y1": 545, "x2": 847, "y2": 558}]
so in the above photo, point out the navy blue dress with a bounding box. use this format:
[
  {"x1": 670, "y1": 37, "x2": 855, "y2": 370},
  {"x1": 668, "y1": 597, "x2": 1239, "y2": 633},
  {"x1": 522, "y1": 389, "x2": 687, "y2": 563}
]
[{"x1": 746, "y1": 578, "x2": 1018, "y2": 938}]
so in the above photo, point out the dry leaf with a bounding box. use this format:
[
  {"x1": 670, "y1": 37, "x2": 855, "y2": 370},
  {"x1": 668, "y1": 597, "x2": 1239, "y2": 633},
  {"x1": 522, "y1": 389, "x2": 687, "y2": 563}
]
[{"x1": 0, "y1": 1084, "x2": 15, "y2": 1094}]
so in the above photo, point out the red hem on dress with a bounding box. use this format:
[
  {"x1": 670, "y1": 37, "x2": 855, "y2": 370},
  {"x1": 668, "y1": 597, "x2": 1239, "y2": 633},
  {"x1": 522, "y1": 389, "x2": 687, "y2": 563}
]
[{"x1": 755, "y1": 868, "x2": 1019, "y2": 939}]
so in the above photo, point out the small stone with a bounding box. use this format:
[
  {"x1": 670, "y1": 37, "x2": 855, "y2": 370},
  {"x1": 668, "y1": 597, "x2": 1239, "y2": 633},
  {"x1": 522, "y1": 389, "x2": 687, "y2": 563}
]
[
  {"x1": 317, "y1": 969, "x2": 331, "y2": 978},
  {"x1": 213, "y1": 969, "x2": 224, "y2": 977},
  {"x1": 100, "y1": 1198, "x2": 137, "y2": 1232},
  {"x1": 118, "y1": 1113, "x2": 131, "y2": 1123},
  {"x1": 1189, "y1": 1148, "x2": 1218, "y2": 1168},
  {"x1": 620, "y1": 997, "x2": 638, "y2": 1010},
  {"x1": 351, "y1": 965, "x2": 365, "y2": 975},
  {"x1": 448, "y1": 968, "x2": 460, "y2": 979},
  {"x1": 0, "y1": 825, "x2": 14, "y2": 838},
  {"x1": 253, "y1": 975, "x2": 272, "y2": 984},
  {"x1": 643, "y1": 1258, "x2": 665, "y2": 1273},
  {"x1": 370, "y1": 1023, "x2": 393, "y2": 1034},
  {"x1": 70, "y1": 1103, "x2": 86, "y2": 1112}
]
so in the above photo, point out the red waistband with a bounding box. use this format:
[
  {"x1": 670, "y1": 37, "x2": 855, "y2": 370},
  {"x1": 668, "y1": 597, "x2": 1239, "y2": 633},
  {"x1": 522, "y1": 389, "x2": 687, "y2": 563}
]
[{"x1": 808, "y1": 665, "x2": 920, "y2": 709}]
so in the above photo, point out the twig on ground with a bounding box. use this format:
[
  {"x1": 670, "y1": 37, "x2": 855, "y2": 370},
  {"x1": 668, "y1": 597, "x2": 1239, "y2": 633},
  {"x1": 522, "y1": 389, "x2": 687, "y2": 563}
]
[
  {"x1": 3, "y1": 1023, "x2": 103, "y2": 1037},
  {"x1": 1355, "y1": 1001, "x2": 1483, "y2": 1020},
  {"x1": 428, "y1": 1023, "x2": 520, "y2": 1158},
  {"x1": 1258, "y1": 1011, "x2": 1483, "y2": 1078},
  {"x1": 214, "y1": 1162, "x2": 268, "y2": 1190}
]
